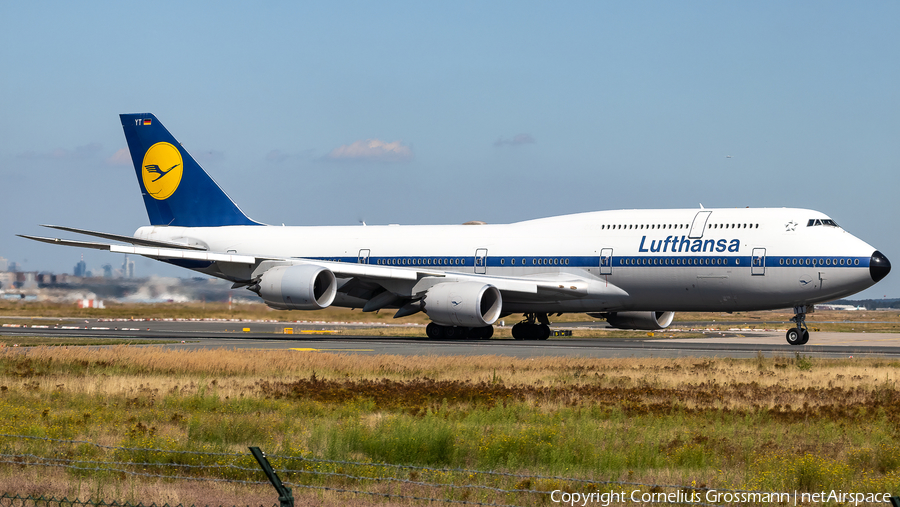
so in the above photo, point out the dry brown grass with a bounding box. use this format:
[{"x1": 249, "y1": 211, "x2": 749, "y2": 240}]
[
  {"x1": 0, "y1": 467, "x2": 417, "y2": 507},
  {"x1": 5, "y1": 346, "x2": 899, "y2": 411}
]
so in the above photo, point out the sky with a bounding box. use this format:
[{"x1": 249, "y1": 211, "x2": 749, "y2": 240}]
[{"x1": 1, "y1": 1, "x2": 897, "y2": 300}]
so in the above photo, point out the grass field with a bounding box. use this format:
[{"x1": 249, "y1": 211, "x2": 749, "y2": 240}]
[{"x1": 2, "y1": 346, "x2": 900, "y2": 505}]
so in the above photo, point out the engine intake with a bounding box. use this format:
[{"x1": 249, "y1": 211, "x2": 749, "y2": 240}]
[
  {"x1": 257, "y1": 265, "x2": 337, "y2": 310},
  {"x1": 596, "y1": 311, "x2": 675, "y2": 330},
  {"x1": 423, "y1": 282, "x2": 502, "y2": 327}
]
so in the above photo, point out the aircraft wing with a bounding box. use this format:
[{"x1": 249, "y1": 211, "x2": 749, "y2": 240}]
[{"x1": 19, "y1": 230, "x2": 628, "y2": 303}]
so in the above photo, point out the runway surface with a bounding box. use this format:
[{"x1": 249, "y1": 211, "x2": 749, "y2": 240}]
[{"x1": 3, "y1": 317, "x2": 900, "y2": 358}]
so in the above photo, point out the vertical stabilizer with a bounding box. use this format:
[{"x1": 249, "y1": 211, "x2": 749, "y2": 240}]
[{"x1": 120, "y1": 113, "x2": 261, "y2": 227}]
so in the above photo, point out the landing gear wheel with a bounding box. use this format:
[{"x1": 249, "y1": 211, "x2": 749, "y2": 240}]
[
  {"x1": 538, "y1": 324, "x2": 551, "y2": 340},
  {"x1": 786, "y1": 328, "x2": 803, "y2": 345},
  {"x1": 477, "y1": 326, "x2": 494, "y2": 340},
  {"x1": 426, "y1": 323, "x2": 444, "y2": 339},
  {"x1": 512, "y1": 313, "x2": 552, "y2": 341},
  {"x1": 512, "y1": 323, "x2": 527, "y2": 340},
  {"x1": 799, "y1": 329, "x2": 810, "y2": 345},
  {"x1": 443, "y1": 326, "x2": 460, "y2": 339},
  {"x1": 466, "y1": 327, "x2": 492, "y2": 339}
]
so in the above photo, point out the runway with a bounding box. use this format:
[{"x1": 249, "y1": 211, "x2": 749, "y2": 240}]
[{"x1": 3, "y1": 317, "x2": 900, "y2": 358}]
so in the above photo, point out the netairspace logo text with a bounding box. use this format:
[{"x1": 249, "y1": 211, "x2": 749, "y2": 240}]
[{"x1": 550, "y1": 489, "x2": 892, "y2": 506}]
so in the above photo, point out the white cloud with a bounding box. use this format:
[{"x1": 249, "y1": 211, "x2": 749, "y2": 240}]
[
  {"x1": 327, "y1": 139, "x2": 413, "y2": 162},
  {"x1": 106, "y1": 147, "x2": 132, "y2": 165},
  {"x1": 493, "y1": 134, "x2": 536, "y2": 147}
]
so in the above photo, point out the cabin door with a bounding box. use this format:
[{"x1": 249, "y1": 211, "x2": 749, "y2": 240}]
[
  {"x1": 474, "y1": 248, "x2": 488, "y2": 274},
  {"x1": 600, "y1": 248, "x2": 613, "y2": 275},
  {"x1": 751, "y1": 248, "x2": 766, "y2": 276},
  {"x1": 689, "y1": 211, "x2": 712, "y2": 239}
]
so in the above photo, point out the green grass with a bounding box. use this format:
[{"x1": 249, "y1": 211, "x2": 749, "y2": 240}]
[{"x1": 4, "y1": 348, "x2": 900, "y2": 504}]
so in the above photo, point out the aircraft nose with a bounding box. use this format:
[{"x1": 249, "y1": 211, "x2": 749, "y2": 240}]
[{"x1": 870, "y1": 250, "x2": 891, "y2": 283}]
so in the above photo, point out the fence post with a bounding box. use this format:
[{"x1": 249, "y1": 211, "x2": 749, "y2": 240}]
[{"x1": 249, "y1": 447, "x2": 294, "y2": 507}]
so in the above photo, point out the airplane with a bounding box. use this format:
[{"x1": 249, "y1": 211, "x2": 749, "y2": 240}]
[{"x1": 20, "y1": 113, "x2": 891, "y2": 345}]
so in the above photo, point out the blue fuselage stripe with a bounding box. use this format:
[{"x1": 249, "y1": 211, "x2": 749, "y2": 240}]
[{"x1": 304, "y1": 255, "x2": 871, "y2": 269}]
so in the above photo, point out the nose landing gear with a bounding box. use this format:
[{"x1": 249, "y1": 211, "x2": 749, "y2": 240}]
[{"x1": 785, "y1": 305, "x2": 810, "y2": 346}]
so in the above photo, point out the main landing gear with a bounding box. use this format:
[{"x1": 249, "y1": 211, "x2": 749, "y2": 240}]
[
  {"x1": 785, "y1": 305, "x2": 810, "y2": 346},
  {"x1": 426, "y1": 323, "x2": 494, "y2": 340},
  {"x1": 511, "y1": 313, "x2": 551, "y2": 341}
]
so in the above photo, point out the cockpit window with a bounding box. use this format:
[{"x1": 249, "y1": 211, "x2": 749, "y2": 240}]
[{"x1": 807, "y1": 218, "x2": 840, "y2": 227}]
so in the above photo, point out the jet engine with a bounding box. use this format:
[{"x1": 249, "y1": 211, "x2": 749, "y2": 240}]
[
  {"x1": 423, "y1": 282, "x2": 502, "y2": 327},
  {"x1": 256, "y1": 265, "x2": 337, "y2": 310},
  {"x1": 594, "y1": 311, "x2": 675, "y2": 330}
]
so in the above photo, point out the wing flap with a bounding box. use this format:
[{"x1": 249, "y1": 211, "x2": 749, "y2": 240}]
[{"x1": 304, "y1": 260, "x2": 435, "y2": 282}]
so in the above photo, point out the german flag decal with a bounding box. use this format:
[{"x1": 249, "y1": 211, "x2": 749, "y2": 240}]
[{"x1": 143, "y1": 119, "x2": 152, "y2": 126}]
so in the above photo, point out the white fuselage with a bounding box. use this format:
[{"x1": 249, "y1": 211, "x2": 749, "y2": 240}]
[{"x1": 135, "y1": 207, "x2": 881, "y2": 314}]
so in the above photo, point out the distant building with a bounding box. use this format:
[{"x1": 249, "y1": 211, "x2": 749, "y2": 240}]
[
  {"x1": 102, "y1": 264, "x2": 113, "y2": 278},
  {"x1": 20, "y1": 272, "x2": 37, "y2": 290},
  {"x1": 74, "y1": 260, "x2": 87, "y2": 277},
  {"x1": 816, "y1": 304, "x2": 864, "y2": 311},
  {"x1": 0, "y1": 257, "x2": 7, "y2": 272},
  {"x1": 7, "y1": 262, "x2": 19, "y2": 272},
  {"x1": 123, "y1": 257, "x2": 135, "y2": 278}
]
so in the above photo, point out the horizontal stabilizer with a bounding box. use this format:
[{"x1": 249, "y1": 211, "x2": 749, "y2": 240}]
[
  {"x1": 17, "y1": 235, "x2": 117, "y2": 251},
  {"x1": 18, "y1": 234, "x2": 257, "y2": 264},
  {"x1": 41, "y1": 225, "x2": 207, "y2": 250}
]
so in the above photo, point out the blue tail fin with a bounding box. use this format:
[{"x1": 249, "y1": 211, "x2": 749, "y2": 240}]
[{"x1": 120, "y1": 113, "x2": 261, "y2": 227}]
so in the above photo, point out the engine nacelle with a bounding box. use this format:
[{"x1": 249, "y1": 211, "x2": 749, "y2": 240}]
[
  {"x1": 598, "y1": 311, "x2": 675, "y2": 330},
  {"x1": 423, "y1": 282, "x2": 502, "y2": 327},
  {"x1": 257, "y1": 265, "x2": 337, "y2": 310}
]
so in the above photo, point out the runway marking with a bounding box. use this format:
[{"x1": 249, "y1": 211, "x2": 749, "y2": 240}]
[{"x1": 290, "y1": 348, "x2": 375, "y2": 352}]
